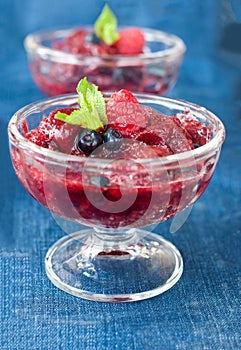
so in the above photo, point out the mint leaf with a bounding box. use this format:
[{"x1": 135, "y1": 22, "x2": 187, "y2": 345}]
[
  {"x1": 55, "y1": 109, "x2": 104, "y2": 130},
  {"x1": 55, "y1": 77, "x2": 107, "y2": 130},
  {"x1": 94, "y1": 4, "x2": 120, "y2": 45},
  {"x1": 76, "y1": 77, "x2": 108, "y2": 125}
]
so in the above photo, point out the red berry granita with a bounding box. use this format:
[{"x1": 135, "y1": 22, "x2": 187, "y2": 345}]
[
  {"x1": 8, "y1": 78, "x2": 222, "y2": 230},
  {"x1": 24, "y1": 5, "x2": 186, "y2": 96}
]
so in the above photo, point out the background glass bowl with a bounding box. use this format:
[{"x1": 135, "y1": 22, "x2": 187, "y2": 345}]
[
  {"x1": 8, "y1": 93, "x2": 225, "y2": 302},
  {"x1": 24, "y1": 27, "x2": 186, "y2": 96}
]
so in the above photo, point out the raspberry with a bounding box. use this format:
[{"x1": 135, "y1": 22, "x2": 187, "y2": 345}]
[
  {"x1": 107, "y1": 102, "x2": 145, "y2": 127},
  {"x1": 113, "y1": 28, "x2": 145, "y2": 55},
  {"x1": 108, "y1": 89, "x2": 139, "y2": 104},
  {"x1": 106, "y1": 89, "x2": 148, "y2": 137}
]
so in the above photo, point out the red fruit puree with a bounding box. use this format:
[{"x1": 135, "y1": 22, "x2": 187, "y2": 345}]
[{"x1": 12, "y1": 90, "x2": 215, "y2": 229}]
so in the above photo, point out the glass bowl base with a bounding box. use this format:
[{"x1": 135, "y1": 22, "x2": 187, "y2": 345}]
[{"x1": 45, "y1": 228, "x2": 183, "y2": 302}]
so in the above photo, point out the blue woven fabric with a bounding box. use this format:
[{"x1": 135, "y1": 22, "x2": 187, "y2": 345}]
[{"x1": 0, "y1": 0, "x2": 240, "y2": 349}]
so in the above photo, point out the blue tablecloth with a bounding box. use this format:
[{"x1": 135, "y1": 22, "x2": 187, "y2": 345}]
[{"x1": 0, "y1": 1, "x2": 240, "y2": 349}]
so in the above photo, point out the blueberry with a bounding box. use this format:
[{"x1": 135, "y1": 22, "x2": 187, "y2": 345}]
[
  {"x1": 90, "y1": 175, "x2": 110, "y2": 187},
  {"x1": 85, "y1": 32, "x2": 101, "y2": 44},
  {"x1": 75, "y1": 129, "x2": 103, "y2": 154},
  {"x1": 193, "y1": 143, "x2": 200, "y2": 149},
  {"x1": 103, "y1": 128, "x2": 123, "y2": 149},
  {"x1": 112, "y1": 67, "x2": 143, "y2": 85}
]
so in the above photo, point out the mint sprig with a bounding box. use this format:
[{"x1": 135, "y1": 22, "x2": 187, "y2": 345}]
[
  {"x1": 94, "y1": 4, "x2": 120, "y2": 45},
  {"x1": 55, "y1": 77, "x2": 107, "y2": 130}
]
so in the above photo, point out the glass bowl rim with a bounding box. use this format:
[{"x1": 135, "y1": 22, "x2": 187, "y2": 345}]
[
  {"x1": 23, "y1": 26, "x2": 186, "y2": 64},
  {"x1": 8, "y1": 92, "x2": 226, "y2": 167}
]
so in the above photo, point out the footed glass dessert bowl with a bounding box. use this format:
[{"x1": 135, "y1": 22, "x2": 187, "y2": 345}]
[
  {"x1": 24, "y1": 27, "x2": 185, "y2": 97},
  {"x1": 8, "y1": 92, "x2": 225, "y2": 302}
]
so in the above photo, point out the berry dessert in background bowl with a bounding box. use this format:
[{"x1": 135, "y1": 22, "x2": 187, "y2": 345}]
[
  {"x1": 24, "y1": 4, "x2": 186, "y2": 96},
  {"x1": 8, "y1": 78, "x2": 225, "y2": 302}
]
